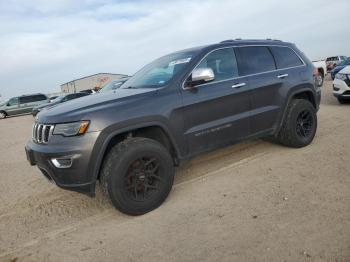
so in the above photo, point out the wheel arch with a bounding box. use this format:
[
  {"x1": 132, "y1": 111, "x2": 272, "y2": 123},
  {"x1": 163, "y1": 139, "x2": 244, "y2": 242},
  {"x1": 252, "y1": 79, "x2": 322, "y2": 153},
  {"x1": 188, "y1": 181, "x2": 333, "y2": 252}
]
[
  {"x1": 276, "y1": 87, "x2": 317, "y2": 135},
  {"x1": 89, "y1": 122, "x2": 181, "y2": 183}
]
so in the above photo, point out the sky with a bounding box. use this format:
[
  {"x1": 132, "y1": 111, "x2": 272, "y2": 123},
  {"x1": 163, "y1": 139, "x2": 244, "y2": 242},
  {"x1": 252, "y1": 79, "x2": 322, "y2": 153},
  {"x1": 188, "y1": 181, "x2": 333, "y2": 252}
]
[{"x1": 0, "y1": 0, "x2": 349, "y2": 100}]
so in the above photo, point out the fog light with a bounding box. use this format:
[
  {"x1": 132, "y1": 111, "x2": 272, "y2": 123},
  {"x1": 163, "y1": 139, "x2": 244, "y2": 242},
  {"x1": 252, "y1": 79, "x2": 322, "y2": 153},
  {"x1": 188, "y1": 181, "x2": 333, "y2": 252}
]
[{"x1": 51, "y1": 157, "x2": 73, "y2": 168}]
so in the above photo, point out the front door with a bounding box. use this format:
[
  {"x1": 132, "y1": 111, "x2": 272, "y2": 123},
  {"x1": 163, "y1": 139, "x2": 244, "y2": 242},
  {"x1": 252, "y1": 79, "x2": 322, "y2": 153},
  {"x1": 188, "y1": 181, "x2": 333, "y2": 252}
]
[
  {"x1": 6, "y1": 97, "x2": 21, "y2": 116},
  {"x1": 181, "y1": 47, "x2": 251, "y2": 155}
]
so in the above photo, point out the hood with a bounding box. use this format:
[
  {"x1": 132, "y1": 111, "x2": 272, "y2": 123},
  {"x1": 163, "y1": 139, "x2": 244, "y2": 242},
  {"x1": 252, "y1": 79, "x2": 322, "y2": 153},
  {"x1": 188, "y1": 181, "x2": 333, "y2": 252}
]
[
  {"x1": 332, "y1": 65, "x2": 345, "y2": 71},
  {"x1": 339, "y1": 66, "x2": 350, "y2": 74},
  {"x1": 37, "y1": 87, "x2": 157, "y2": 124}
]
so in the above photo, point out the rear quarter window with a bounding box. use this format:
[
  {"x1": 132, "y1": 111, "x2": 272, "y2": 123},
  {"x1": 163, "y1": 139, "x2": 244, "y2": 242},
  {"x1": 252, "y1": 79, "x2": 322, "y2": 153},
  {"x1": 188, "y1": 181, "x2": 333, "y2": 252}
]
[
  {"x1": 269, "y1": 46, "x2": 303, "y2": 69},
  {"x1": 235, "y1": 46, "x2": 276, "y2": 76}
]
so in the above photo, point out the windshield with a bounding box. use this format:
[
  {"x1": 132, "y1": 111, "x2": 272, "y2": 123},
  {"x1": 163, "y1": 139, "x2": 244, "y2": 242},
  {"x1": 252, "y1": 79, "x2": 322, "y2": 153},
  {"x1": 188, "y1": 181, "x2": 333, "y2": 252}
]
[
  {"x1": 99, "y1": 79, "x2": 129, "y2": 93},
  {"x1": 338, "y1": 59, "x2": 350, "y2": 66},
  {"x1": 121, "y1": 51, "x2": 197, "y2": 89},
  {"x1": 50, "y1": 95, "x2": 64, "y2": 103}
]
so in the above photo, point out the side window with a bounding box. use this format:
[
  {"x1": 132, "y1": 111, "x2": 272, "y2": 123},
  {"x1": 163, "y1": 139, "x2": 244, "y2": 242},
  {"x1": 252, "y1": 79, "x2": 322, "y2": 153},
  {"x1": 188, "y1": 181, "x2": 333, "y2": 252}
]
[
  {"x1": 21, "y1": 96, "x2": 35, "y2": 103},
  {"x1": 20, "y1": 95, "x2": 46, "y2": 103},
  {"x1": 235, "y1": 46, "x2": 276, "y2": 76},
  {"x1": 196, "y1": 48, "x2": 238, "y2": 82},
  {"x1": 65, "y1": 94, "x2": 79, "y2": 101},
  {"x1": 64, "y1": 95, "x2": 73, "y2": 101},
  {"x1": 35, "y1": 95, "x2": 47, "y2": 101},
  {"x1": 8, "y1": 97, "x2": 19, "y2": 106},
  {"x1": 77, "y1": 93, "x2": 88, "y2": 98},
  {"x1": 269, "y1": 46, "x2": 303, "y2": 69},
  {"x1": 19, "y1": 97, "x2": 29, "y2": 104}
]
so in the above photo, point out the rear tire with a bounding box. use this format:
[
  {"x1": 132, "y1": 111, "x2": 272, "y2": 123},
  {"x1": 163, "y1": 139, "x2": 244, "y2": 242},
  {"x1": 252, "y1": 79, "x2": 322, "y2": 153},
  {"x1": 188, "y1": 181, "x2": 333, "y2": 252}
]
[
  {"x1": 277, "y1": 99, "x2": 317, "y2": 148},
  {"x1": 0, "y1": 111, "x2": 6, "y2": 119},
  {"x1": 100, "y1": 137, "x2": 175, "y2": 215}
]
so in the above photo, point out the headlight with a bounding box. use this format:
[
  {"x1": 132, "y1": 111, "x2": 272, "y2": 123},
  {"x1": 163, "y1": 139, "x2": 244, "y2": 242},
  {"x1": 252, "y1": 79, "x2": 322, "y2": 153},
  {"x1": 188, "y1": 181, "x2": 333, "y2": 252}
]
[
  {"x1": 53, "y1": 121, "x2": 89, "y2": 136},
  {"x1": 335, "y1": 73, "x2": 348, "y2": 81}
]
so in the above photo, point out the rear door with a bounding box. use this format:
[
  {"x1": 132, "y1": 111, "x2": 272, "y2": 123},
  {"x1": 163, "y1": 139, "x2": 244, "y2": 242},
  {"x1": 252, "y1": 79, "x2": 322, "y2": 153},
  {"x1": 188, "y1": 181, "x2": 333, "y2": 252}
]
[
  {"x1": 235, "y1": 45, "x2": 305, "y2": 135},
  {"x1": 181, "y1": 47, "x2": 251, "y2": 155},
  {"x1": 235, "y1": 46, "x2": 281, "y2": 135}
]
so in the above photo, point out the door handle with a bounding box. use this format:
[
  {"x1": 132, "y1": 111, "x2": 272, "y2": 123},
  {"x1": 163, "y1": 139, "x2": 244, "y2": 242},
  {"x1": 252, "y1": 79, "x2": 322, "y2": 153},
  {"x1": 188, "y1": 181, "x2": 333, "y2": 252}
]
[
  {"x1": 277, "y1": 74, "x2": 288, "y2": 79},
  {"x1": 232, "y1": 83, "x2": 246, "y2": 88}
]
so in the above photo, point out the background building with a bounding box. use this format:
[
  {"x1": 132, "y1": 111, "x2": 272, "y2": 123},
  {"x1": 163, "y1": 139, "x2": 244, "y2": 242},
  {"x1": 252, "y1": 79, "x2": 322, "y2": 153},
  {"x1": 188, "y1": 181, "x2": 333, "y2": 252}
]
[{"x1": 60, "y1": 73, "x2": 129, "y2": 93}]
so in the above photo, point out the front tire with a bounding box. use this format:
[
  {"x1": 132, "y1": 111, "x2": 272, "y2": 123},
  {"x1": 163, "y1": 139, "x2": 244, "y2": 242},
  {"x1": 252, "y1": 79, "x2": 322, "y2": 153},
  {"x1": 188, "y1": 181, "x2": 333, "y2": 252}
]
[
  {"x1": 100, "y1": 137, "x2": 175, "y2": 215},
  {"x1": 277, "y1": 99, "x2": 317, "y2": 148},
  {"x1": 0, "y1": 111, "x2": 6, "y2": 119}
]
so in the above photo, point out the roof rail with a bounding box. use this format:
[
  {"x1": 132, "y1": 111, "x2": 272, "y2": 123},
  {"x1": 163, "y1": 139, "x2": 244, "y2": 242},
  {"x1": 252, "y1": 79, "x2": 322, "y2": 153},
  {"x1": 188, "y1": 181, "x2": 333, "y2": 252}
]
[
  {"x1": 266, "y1": 38, "x2": 282, "y2": 41},
  {"x1": 219, "y1": 38, "x2": 242, "y2": 43},
  {"x1": 220, "y1": 38, "x2": 283, "y2": 44},
  {"x1": 220, "y1": 39, "x2": 235, "y2": 43}
]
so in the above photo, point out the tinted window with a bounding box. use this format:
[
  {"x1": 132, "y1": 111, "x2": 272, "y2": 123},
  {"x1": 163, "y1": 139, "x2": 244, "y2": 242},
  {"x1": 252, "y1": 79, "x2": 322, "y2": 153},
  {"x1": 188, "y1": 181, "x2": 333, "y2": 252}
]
[
  {"x1": 326, "y1": 57, "x2": 337, "y2": 61},
  {"x1": 269, "y1": 46, "x2": 303, "y2": 69},
  {"x1": 20, "y1": 96, "x2": 35, "y2": 103},
  {"x1": 8, "y1": 97, "x2": 19, "y2": 106},
  {"x1": 196, "y1": 48, "x2": 238, "y2": 82},
  {"x1": 235, "y1": 46, "x2": 276, "y2": 76},
  {"x1": 76, "y1": 93, "x2": 88, "y2": 98},
  {"x1": 21, "y1": 94, "x2": 47, "y2": 103},
  {"x1": 35, "y1": 95, "x2": 47, "y2": 101},
  {"x1": 64, "y1": 94, "x2": 76, "y2": 101},
  {"x1": 338, "y1": 59, "x2": 350, "y2": 66}
]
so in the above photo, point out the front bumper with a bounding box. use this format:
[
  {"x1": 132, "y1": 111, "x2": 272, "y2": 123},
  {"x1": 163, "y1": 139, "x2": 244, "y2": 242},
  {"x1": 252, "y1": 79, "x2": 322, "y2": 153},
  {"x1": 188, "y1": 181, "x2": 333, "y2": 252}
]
[
  {"x1": 333, "y1": 78, "x2": 350, "y2": 98},
  {"x1": 25, "y1": 131, "x2": 101, "y2": 196}
]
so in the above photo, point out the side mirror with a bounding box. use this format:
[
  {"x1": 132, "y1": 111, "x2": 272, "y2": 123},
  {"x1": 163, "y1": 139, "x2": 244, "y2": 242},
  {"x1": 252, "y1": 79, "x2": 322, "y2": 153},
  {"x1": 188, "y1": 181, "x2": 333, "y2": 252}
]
[{"x1": 186, "y1": 68, "x2": 215, "y2": 88}]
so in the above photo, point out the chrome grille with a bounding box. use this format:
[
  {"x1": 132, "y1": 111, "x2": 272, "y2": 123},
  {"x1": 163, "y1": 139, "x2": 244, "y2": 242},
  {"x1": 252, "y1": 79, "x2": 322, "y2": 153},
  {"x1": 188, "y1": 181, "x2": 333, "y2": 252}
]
[{"x1": 32, "y1": 123, "x2": 54, "y2": 144}]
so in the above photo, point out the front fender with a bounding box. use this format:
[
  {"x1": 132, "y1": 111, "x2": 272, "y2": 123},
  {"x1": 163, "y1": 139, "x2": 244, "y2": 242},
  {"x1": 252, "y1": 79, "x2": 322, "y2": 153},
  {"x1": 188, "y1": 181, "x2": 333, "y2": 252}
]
[{"x1": 87, "y1": 119, "x2": 181, "y2": 184}]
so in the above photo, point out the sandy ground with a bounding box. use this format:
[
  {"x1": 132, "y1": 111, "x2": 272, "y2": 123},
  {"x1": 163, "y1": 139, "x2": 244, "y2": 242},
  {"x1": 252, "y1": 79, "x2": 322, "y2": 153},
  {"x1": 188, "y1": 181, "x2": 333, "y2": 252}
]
[{"x1": 0, "y1": 79, "x2": 349, "y2": 262}]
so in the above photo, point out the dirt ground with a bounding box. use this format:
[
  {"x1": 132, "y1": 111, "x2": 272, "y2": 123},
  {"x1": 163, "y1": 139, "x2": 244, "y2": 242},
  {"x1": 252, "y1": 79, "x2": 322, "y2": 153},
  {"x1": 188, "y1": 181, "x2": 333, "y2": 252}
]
[{"x1": 0, "y1": 79, "x2": 349, "y2": 262}]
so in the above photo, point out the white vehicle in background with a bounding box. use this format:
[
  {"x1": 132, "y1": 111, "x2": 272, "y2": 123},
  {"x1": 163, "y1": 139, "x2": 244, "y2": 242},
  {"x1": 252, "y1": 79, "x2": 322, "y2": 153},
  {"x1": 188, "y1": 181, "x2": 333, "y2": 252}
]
[
  {"x1": 333, "y1": 66, "x2": 350, "y2": 104},
  {"x1": 326, "y1": 56, "x2": 347, "y2": 72},
  {"x1": 312, "y1": 60, "x2": 327, "y2": 87}
]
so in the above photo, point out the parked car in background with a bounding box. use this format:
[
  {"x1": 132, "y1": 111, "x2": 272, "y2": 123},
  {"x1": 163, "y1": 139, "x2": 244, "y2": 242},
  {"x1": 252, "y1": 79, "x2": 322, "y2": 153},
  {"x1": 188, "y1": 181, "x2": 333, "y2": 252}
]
[
  {"x1": 26, "y1": 39, "x2": 320, "y2": 215},
  {"x1": 326, "y1": 56, "x2": 347, "y2": 71},
  {"x1": 312, "y1": 60, "x2": 327, "y2": 86},
  {"x1": 32, "y1": 92, "x2": 90, "y2": 116},
  {"x1": 98, "y1": 77, "x2": 130, "y2": 93},
  {"x1": 330, "y1": 58, "x2": 350, "y2": 80},
  {"x1": 49, "y1": 96, "x2": 60, "y2": 102},
  {"x1": 80, "y1": 89, "x2": 97, "y2": 94},
  {"x1": 0, "y1": 93, "x2": 48, "y2": 119},
  {"x1": 333, "y1": 66, "x2": 350, "y2": 104}
]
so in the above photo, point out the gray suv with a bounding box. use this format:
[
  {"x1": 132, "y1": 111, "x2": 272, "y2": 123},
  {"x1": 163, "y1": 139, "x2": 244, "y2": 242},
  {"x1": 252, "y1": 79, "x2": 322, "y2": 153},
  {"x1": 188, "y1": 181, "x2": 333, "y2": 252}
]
[
  {"x1": 25, "y1": 39, "x2": 321, "y2": 215},
  {"x1": 0, "y1": 93, "x2": 48, "y2": 119}
]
